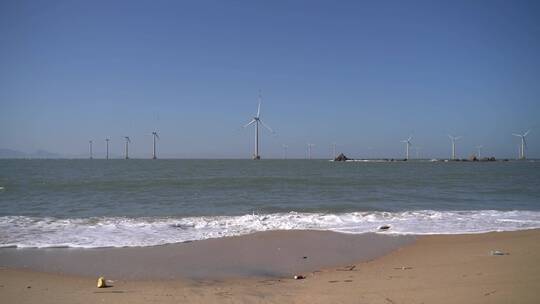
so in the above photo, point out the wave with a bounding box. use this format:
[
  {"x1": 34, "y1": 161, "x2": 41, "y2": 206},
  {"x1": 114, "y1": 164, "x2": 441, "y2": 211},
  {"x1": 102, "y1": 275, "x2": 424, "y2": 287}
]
[{"x1": 1, "y1": 210, "x2": 540, "y2": 248}]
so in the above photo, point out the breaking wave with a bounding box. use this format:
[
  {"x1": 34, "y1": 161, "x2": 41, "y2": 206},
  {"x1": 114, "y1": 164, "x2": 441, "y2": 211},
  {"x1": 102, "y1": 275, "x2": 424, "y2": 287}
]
[{"x1": 1, "y1": 210, "x2": 540, "y2": 248}]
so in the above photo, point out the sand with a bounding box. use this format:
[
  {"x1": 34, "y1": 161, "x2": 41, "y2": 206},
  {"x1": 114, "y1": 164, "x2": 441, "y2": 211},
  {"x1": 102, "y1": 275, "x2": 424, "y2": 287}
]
[{"x1": 1, "y1": 229, "x2": 539, "y2": 303}]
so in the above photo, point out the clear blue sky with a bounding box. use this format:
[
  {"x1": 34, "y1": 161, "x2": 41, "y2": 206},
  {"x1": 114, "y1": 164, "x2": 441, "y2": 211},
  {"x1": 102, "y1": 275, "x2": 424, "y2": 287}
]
[{"x1": 1, "y1": 0, "x2": 539, "y2": 159}]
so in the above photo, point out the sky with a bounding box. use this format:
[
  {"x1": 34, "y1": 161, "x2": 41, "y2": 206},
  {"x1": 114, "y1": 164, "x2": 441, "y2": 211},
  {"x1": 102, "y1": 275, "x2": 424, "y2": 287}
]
[{"x1": 1, "y1": 0, "x2": 539, "y2": 159}]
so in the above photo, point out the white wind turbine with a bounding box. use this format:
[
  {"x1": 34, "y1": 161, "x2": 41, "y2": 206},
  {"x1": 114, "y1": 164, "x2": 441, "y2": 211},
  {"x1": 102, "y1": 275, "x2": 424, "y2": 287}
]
[
  {"x1": 401, "y1": 136, "x2": 412, "y2": 160},
  {"x1": 414, "y1": 146, "x2": 423, "y2": 159},
  {"x1": 152, "y1": 131, "x2": 159, "y2": 159},
  {"x1": 105, "y1": 138, "x2": 110, "y2": 160},
  {"x1": 307, "y1": 143, "x2": 315, "y2": 159},
  {"x1": 124, "y1": 136, "x2": 131, "y2": 159},
  {"x1": 476, "y1": 145, "x2": 483, "y2": 159},
  {"x1": 242, "y1": 93, "x2": 274, "y2": 160},
  {"x1": 282, "y1": 144, "x2": 289, "y2": 159},
  {"x1": 89, "y1": 140, "x2": 93, "y2": 159},
  {"x1": 512, "y1": 130, "x2": 530, "y2": 160},
  {"x1": 448, "y1": 135, "x2": 462, "y2": 160}
]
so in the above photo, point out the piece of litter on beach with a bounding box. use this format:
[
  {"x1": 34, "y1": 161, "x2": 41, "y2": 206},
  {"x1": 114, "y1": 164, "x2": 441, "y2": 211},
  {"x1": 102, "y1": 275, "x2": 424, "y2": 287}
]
[
  {"x1": 303, "y1": 256, "x2": 308, "y2": 259},
  {"x1": 97, "y1": 276, "x2": 108, "y2": 288},
  {"x1": 490, "y1": 250, "x2": 509, "y2": 256},
  {"x1": 337, "y1": 265, "x2": 356, "y2": 271},
  {"x1": 378, "y1": 225, "x2": 391, "y2": 231},
  {"x1": 393, "y1": 266, "x2": 413, "y2": 270},
  {"x1": 293, "y1": 275, "x2": 305, "y2": 280}
]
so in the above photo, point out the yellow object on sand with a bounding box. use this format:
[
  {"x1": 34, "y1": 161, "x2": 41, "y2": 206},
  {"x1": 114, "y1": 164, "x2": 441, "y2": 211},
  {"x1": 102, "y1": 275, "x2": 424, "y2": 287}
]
[{"x1": 97, "y1": 277, "x2": 107, "y2": 288}]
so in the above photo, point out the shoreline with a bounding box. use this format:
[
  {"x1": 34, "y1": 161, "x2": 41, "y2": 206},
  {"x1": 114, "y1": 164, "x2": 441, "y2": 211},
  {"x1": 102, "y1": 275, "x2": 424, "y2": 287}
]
[
  {"x1": 0, "y1": 230, "x2": 415, "y2": 280},
  {"x1": 1, "y1": 229, "x2": 539, "y2": 303}
]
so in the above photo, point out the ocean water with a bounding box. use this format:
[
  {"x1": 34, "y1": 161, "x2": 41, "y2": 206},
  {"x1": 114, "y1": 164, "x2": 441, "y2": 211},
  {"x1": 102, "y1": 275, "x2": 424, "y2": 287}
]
[{"x1": 0, "y1": 159, "x2": 539, "y2": 248}]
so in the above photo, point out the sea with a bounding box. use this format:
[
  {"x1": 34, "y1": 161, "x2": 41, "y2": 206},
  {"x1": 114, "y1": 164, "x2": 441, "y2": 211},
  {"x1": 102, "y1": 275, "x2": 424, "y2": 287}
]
[{"x1": 1, "y1": 159, "x2": 539, "y2": 248}]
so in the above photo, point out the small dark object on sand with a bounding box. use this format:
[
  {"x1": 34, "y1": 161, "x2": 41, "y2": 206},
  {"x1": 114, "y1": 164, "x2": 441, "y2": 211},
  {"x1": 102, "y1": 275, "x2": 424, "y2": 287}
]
[
  {"x1": 294, "y1": 275, "x2": 306, "y2": 280},
  {"x1": 379, "y1": 225, "x2": 391, "y2": 231},
  {"x1": 303, "y1": 256, "x2": 308, "y2": 259}
]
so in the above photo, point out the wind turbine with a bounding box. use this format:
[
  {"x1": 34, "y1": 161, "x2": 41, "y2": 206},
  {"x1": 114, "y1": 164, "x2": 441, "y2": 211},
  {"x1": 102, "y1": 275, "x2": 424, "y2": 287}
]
[
  {"x1": 242, "y1": 92, "x2": 274, "y2": 160},
  {"x1": 448, "y1": 135, "x2": 462, "y2": 160},
  {"x1": 307, "y1": 143, "x2": 315, "y2": 159},
  {"x1": 152, "y1": 131, "x2": 159, "y2": 159},
  {"x1": 124, "y1": 136, "x2": 131, "y2": 159},
  {"x1": 512, "y1": 130, "x2": 531, "y2": 160},
  {"x1": 414, "y1": 146, "x2": 422, "y2": 159},
  {"x1": 89, "y1": 140, "x2": 93, "y2": 159},
  {"x1": 476, "y1": 145, "x2": 483, "y2": 159},
  {"x1": 105, "y1": 138, "x2": 110, "y2": 160},
  {"x1": 282, "y1": 144, "x2": 289, "y2": 159},
  {"x1": 401, "y1": 136, "x2": 412, "y2": 160}
]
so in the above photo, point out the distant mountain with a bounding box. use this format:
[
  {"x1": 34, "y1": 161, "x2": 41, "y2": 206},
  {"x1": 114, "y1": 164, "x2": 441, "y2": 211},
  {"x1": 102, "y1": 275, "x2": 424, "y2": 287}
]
[
  {"x1": 0, "y1": 149, "x2": 27, "y2": 158},
  {"x1": 0, "y1": 149, "x2": 63, "y2": 159},
  {"x1": 32, "y1": 150, "x2": 62, "y2": 158}
]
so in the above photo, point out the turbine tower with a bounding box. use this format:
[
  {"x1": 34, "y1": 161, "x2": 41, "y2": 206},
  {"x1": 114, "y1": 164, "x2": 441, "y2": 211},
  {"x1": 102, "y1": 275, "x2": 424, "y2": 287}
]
[
  {"x1": 414, "y1": 146, "x2": 422, "y2": 159},
  {"x1": 448, "y1": 135, "x2": 462, "y2": 160},
  {"x1": 401, "y1": 136, "x2": 413, "y2": 160},
  {"x1": 476, "y1": 145, "x2": 483, "y2": 159},
  {"x1": 282, "y1": 144, "x2": 289, "y2": 159},
  {"x1": 105, "y1": 138, "x2": 110, "y2": 160},
  {"x1": 307, "y1": 143, "x2": 315, "y2": 159},
  {"x1": 242, "y1": 92, "x2": 274, "y2": 160},
  {"x1": 152, "y1": 131, "x2": 159, "y2": 159},
  {"x1": 332, "y1": 143, "x2": 337, "y2": 159},
  {"x1": 124, "y1": 136, "x2": 131, "y2": 159},
  {"x1": 512, "y1": 130, "x2": 530, "y2": 159},
  {"x1": 89, "y1": 140, "x2": 93, "y2": 159}
]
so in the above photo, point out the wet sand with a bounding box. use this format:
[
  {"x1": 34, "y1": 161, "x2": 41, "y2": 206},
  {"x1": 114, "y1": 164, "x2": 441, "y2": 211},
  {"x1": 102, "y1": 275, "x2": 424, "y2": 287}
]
[
  {"x1": 1, "y1": 229, "x2": 539, "y2": 303},
  {"x1": 0, "y1": 230, "x2": 414, "y2": 279}
]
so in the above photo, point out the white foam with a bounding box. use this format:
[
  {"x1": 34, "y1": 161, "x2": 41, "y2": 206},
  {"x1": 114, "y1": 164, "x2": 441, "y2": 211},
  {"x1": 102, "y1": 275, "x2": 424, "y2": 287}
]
[{"x1": 1, "y1": 210, "x2": 539, "y2": 248}]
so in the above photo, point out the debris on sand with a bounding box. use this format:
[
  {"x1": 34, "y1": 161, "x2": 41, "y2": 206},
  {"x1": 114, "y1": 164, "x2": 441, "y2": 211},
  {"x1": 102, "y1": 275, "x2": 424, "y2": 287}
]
[
  {"x1": 393, "y1": 266, "x2": 413, "y2": 270},
  {"x1": 97, "y1": 277, "x2": 108, "y2": 288},
  {"x1": 378, "y1": 225, "x2": 391, "y2": 231}
]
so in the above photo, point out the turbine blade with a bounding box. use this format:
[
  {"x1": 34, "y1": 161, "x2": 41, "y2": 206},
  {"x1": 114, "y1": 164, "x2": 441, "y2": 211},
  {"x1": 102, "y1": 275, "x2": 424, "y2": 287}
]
[
  {"x1": 256, "y1": 101, "x2": 261, "y2": 118},
  {"x1": 260, "y1": 120, "x2": 274, "y2": 133},
  {"x1": 408, "y1": 136, "x2": 412, "y2": 141},
  {"x1": 524, "y1": 129, "x2": 531, "y2": 137},
  {"x1": 512, "y1": 133, "x2": 521, "y2": 137},
  {"x1": 243, "y1": 119, "x2": 256, "y2": 128}
]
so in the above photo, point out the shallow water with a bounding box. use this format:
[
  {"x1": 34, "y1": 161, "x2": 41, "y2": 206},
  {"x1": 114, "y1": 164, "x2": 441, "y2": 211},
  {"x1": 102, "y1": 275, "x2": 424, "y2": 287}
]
[{"x1": 1, "y1": 159, "x2": 539, "y2": 247}]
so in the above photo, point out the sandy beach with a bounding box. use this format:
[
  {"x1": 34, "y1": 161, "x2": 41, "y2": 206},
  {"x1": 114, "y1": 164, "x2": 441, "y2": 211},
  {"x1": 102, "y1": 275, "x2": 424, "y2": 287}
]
[{"x1": 1, "y1": 229, "x2": 539, "y2": 303}]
